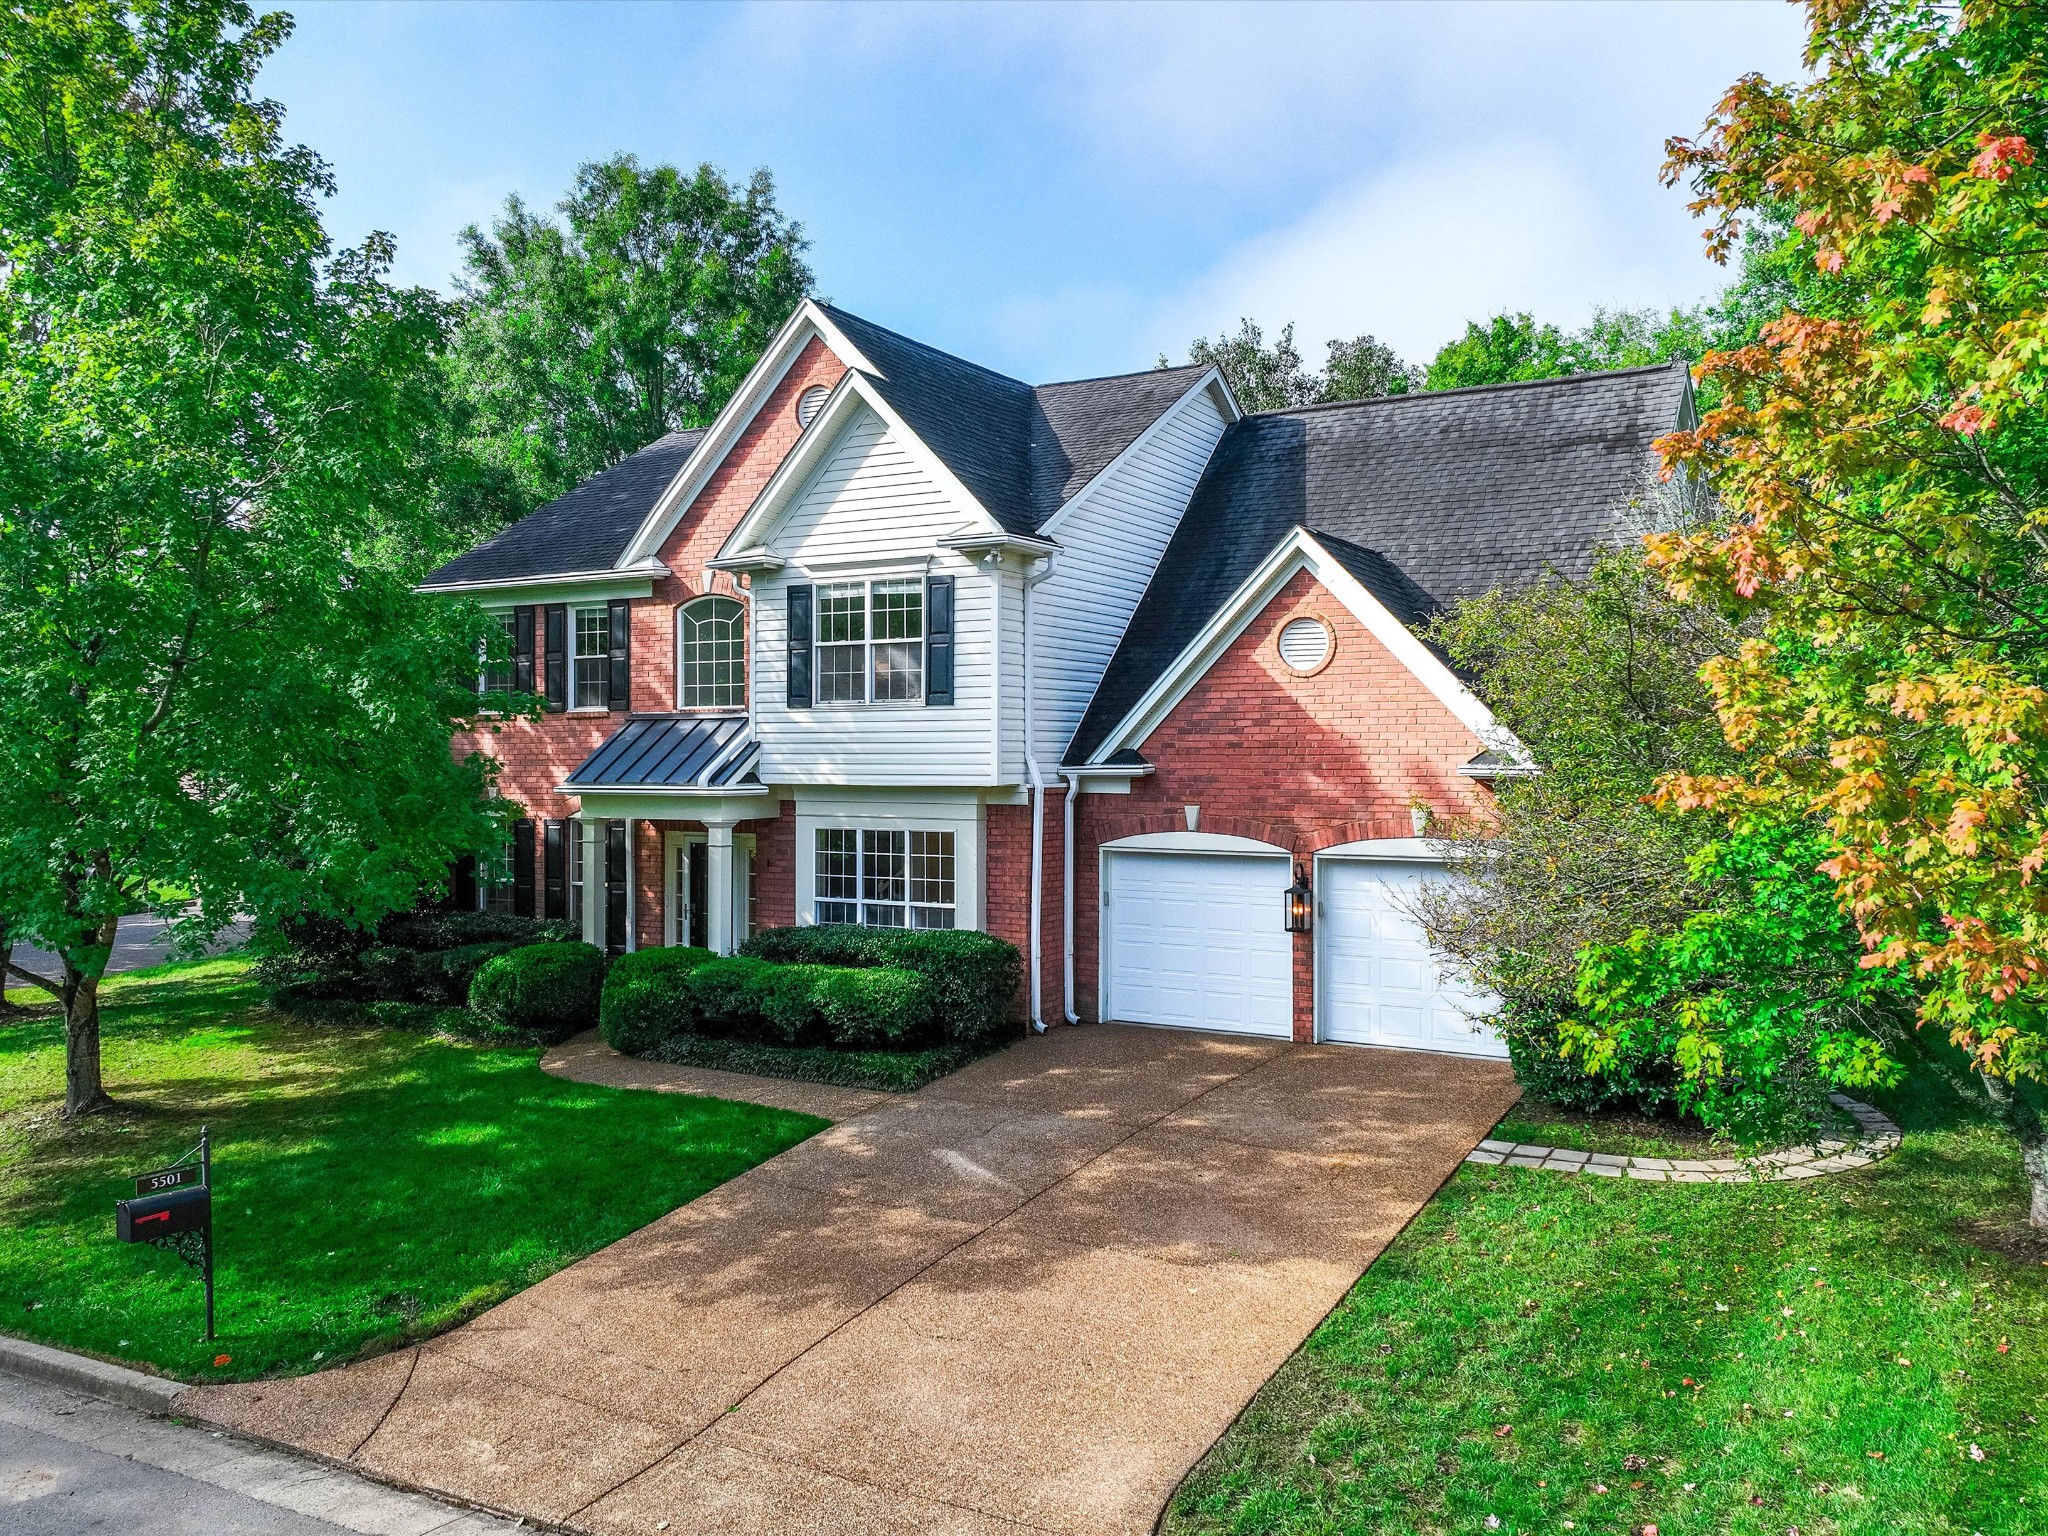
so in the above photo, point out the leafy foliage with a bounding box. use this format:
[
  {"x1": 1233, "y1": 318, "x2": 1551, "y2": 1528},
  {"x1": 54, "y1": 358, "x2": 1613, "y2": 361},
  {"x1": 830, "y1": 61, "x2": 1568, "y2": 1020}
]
[
  {"x1": 740, "y1": 924, "x2": 1022, "y2": 1045},
  {"x1": 1650, "y1": 0, "x2": 2048, "y2": 1212},
  {"x1": 467, "y1": 941, "x2": 606, "y2": 1043},
  {"x1": 1421, "y1": 305, "x2": 1713, "y2": 391},
  {"x1": 445, "y1": 153, "x2": 812, "y2": 513},
  {"x1": 0, "y1": 0, "x2": 510, "y2": 1113},
  {"x1": 1172, "y1": 318, "x2": 1417, "y2": 411}
]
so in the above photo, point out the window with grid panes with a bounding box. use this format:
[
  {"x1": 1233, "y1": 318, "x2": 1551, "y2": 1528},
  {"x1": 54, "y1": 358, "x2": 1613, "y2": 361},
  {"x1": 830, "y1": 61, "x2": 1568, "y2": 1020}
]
[
  {"x1": 481, "y1": 612, "x2": 517, "y2": 694},
  {"x1": 814, "y1": 579, "x2": 922, "y2": 704},
  {"x1": 678, "y1": 596, "x2": 745, "y2": 709},
  {"x1": 812, "y1": 828, "x2": 954, "y2": 928},
  {"x1": 572, "y1": 606, "x2": 610, "y2": 709}
]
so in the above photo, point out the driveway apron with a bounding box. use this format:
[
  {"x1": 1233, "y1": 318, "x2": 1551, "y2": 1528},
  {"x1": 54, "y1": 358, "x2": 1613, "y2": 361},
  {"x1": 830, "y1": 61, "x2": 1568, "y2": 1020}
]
[{"x1": 185, "y1": 1025, "x2": 1518, "y2": 1535}]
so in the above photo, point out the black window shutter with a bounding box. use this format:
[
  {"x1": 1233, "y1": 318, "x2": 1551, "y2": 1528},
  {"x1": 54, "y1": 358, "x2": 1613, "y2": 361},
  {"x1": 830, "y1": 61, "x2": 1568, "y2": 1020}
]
[
  {"x1": 513, "y1": 606, "x2": 536, "y2": 693},
  {"x1": 607, "y1": 600, "x2": 631, "y2": 711},
  {"x1": 543, "y1": 604, "x2": 568, "y2": 713},
  {"x1": 925, "y1": 575, "x2": 955, "y2": 706},
  {"x1": 542, "y1": 820, "x2": 566, "y2": 920},
  {"x1": 604, "y1": 820, "x2": 629, "y2": 955},
  {"x1": 786, "y1": 584, "x2": 813, "y2": 709},
  {"x1": 512, "y1": 818, "x2": 535, "y2": 918}
]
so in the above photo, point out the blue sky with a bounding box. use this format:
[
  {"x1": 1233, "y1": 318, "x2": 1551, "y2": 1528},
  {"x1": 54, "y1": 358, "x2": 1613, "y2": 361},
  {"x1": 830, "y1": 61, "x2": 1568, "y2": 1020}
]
[{"x1": 264, "y1": 1, "x2": 1808, "y2": 384}]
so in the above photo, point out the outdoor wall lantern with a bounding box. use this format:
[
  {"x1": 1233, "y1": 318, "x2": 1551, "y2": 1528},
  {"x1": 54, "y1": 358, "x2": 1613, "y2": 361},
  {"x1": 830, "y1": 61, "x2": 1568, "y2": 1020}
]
[{"x1": 1284, "y1": 862, "x2": 1313, "y2": 934}]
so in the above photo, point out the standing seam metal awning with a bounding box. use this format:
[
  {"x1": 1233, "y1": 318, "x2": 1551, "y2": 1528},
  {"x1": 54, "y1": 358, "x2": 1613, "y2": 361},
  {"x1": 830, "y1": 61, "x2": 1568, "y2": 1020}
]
[{"x1": 563, "y1": 715, "x2": 759, "y2": 790}]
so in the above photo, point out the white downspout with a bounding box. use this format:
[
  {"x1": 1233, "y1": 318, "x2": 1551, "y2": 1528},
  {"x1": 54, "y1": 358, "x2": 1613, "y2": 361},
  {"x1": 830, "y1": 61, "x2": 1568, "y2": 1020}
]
[
  {"x1": 1061, "y1": 769, "x2": 1079, "y2": 1024},
  {"x1": 1022, "y1": 555, "x2": 1055, "y2": 1033}
]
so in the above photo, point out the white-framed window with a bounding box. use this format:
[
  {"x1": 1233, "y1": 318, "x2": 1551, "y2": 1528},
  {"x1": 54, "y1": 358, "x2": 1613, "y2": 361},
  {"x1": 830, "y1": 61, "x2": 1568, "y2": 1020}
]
[
  {"x1": 572, "y1": 605, "x2": 610, "y2": 709},
  {"x1": 480, "y1": 830, "x2": 516, "y2": 914},
  {"x1": 814, "y1": 827, "x2": 954, "y2": 929},
  {"x1": 816, "y1": 578, "x2": 922, "y2": 705},
  {"x1": 678, "y1": 596, "x2": 746, "y2": 710},
  {"x1": 480, "y1": 612, "x2": 517, "y2": 695}
]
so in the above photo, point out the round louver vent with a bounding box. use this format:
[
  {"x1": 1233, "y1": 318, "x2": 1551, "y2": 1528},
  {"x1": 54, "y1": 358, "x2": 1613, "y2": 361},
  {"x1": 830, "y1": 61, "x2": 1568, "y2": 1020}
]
[
  {"x1": 796, "y1": 384, "x2": 830, "y2": 428},
  {"x1": 1277, "y1": 616, "x2": 1332, "y2": 674}
]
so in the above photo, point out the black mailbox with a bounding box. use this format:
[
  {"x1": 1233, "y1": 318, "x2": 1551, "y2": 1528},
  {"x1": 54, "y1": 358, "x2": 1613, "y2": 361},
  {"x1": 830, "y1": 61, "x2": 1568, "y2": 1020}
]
[{"x1": 116, "y1": 1183, "x2": 210, "y2": 1243}]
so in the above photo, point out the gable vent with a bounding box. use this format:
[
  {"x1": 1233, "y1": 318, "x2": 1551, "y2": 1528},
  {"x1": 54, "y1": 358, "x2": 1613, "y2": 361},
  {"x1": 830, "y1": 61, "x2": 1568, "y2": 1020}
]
[
  {"x1": 795, "y1": 384, "x2": 830, "y2": 429},
  {"x1": 1277, "y1": 616, "x2": 1332, "y2": 674}
]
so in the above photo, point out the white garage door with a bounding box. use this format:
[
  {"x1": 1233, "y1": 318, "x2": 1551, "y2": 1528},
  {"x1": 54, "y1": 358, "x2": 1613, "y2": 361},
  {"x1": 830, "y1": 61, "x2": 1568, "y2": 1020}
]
[
  {"x1": 1104, "y1": 850, "x2": 1292, "y2": 1037},
  {"x1": 1319, "y1": 858, "x2": 1505, "y2": 1057}
]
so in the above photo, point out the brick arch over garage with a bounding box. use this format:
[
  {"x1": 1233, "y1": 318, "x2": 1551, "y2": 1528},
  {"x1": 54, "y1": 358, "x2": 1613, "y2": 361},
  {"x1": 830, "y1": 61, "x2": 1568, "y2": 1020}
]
[{"x1": 1070, "y1": 566, "x2": 1495, "y2": 1035}]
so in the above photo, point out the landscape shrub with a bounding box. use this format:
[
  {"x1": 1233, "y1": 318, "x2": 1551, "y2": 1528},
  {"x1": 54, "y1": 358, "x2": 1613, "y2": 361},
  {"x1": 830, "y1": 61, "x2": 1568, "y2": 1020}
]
[
  {"x1": 1493, "y1": 1002, "x2": 1677, "y2": 1117},
  {"x1": 598, "y1": 947, "x2": 716, "y2": 1056},
  {"x1": 598, "y1": 947, "x2": 935, "y2": 1055},
  {"x1": 739, "y1": 925, "x2": 1020, "y2": 1044},
  {"x1": 468, "y1": 942, "x2": 606, "y2": 1043},
  {"x1": 260, "y1": 908, "x2": 573, "y2": 1002}
]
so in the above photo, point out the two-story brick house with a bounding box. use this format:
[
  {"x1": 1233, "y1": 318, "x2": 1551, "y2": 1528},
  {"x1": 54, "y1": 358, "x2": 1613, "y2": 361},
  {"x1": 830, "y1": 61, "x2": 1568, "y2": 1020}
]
[{"x1": 422, "y1": 300, "x2": 1691, "y2": 1056}]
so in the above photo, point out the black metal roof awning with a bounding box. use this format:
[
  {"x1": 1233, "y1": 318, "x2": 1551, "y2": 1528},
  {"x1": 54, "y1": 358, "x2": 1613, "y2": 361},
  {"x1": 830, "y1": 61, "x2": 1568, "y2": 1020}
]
[{"x1": 563, "y1": 715, "x2": 761, "y2": 791}]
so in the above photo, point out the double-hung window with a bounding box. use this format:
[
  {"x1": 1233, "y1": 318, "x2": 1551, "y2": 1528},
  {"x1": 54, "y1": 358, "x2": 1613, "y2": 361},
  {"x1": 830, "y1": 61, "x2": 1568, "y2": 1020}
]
[
  {"x1": 572, "y1": 605, "x2": 610, "y2": 710},
  {"x1": 816, "y1": 579, "x2": 923, "y2": 704},
  {"x1": 814, "y1": 828, "x2": 955, "y2": 929},
  {"x1": 480, "y1": 612, "x2": 517, "y2": 695},
  {"x1": 480, "y1": 830, "x2": 516, "y2": 914},
  {"x1": 567, "y1": 826, "x2": 585, "y2": 928}
]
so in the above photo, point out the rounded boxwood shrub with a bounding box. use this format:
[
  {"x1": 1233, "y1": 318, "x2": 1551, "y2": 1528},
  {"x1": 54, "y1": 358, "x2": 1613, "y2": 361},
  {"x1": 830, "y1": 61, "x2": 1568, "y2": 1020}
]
[
  {"x1": 811, "y1": 965, "x2": 932, "y2": 1049},
  {"x1": 598, "y1": 947, "x2": 716, "y2": 1056},
  {"x1": 469, "y1": 942, "x2": 607, "y2": 1043}
]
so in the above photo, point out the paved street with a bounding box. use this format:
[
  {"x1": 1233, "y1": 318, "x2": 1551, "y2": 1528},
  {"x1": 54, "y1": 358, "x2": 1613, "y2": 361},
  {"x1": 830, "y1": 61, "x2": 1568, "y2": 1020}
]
[
  {"x1": 0, "y1": 1369, "x2": 511, "y2": 1536},
  {"x1": 7, "y1": 912, "x2": 251, "y2": 995}
]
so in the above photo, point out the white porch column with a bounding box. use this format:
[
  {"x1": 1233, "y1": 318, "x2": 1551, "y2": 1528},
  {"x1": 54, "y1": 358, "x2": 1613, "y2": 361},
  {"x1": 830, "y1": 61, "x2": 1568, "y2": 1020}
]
[{"x1": 704, "y1": 818, "x2": 739, "y2": 955}]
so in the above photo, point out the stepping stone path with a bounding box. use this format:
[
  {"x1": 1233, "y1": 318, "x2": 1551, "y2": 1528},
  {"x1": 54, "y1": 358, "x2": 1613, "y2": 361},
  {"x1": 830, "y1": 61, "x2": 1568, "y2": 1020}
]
[{"x1": 1465, "y1": 1093, "x2": 1901, "y2": 1183}]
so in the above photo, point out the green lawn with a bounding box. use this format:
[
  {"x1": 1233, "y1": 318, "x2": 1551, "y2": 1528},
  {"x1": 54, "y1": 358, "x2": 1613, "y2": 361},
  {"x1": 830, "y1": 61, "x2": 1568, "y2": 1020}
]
[
  {"x1": 0, "y1": 957, "x2": 824, "y2": 1383},
  {"x1": 1169, "y1": 1075, "x2": 2048, "y2": 1536},
  {"x1": 1491, "y1": 1096, "x2": 1858, "y2": 1161}
]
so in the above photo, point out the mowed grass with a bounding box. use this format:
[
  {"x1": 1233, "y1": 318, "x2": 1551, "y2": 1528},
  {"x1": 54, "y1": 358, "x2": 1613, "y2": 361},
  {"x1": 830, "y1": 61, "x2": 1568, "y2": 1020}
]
[
  {"x1": 1168, "y1": 1075, "x2": 2048, "y2": 1536},
  {"x1": 0, "y1": 958, "x2": 825, "y2": 1382}
]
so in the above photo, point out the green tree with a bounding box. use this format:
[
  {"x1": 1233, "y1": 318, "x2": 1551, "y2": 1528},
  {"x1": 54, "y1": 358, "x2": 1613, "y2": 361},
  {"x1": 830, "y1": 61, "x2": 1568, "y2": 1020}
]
[
  {"x1": 446, "y1": 154, "x2": 813, "y2": 513},
  {"x1": 1421, "y1": 305, "x2": 1713, "y2": 392},
  {"x1": 1172, "y1": 319, "x2": 1416, "y2": 412},
  {"x1": 0, "y1": 0, "x2": 508, "y2": 1115},
  {"x1": 1649, "y1": 0, "x2": 2048, "y2": 1220}
]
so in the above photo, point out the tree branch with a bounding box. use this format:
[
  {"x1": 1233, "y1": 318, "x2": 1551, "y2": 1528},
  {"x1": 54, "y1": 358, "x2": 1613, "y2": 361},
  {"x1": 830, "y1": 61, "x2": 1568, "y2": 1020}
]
[{"x1": 5, "y1": 962, "x2": 64, "y2": 996}]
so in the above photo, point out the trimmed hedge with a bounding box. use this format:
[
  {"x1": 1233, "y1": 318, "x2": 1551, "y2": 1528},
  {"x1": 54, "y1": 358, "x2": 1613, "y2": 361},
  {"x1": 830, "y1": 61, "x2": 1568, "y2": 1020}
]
[
  {"x1": 469, "y1": 942, "x2": 607, "y2": 1043},
  {"x1": 359, "y1": 940, "x2": 524, "y2": 1005},
  {"x1": 643, "y1": 1035, "x2": 996, "y2": 1094},
  {"x1": 598, "y1": 947, "x2": 717, "y2": 1057},
  {"x1": 597, "y1": 948, "x2": 937, "y2": 1056},
  {"x1": 738, "y1": 926, "x2": 1021, "y2": 1045}
]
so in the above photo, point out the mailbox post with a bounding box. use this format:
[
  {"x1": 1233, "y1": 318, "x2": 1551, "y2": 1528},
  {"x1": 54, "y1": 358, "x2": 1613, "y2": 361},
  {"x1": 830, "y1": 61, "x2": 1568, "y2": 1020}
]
[{"x1": 116, "y1": 1125, "x2": 215, "y2": 1341}]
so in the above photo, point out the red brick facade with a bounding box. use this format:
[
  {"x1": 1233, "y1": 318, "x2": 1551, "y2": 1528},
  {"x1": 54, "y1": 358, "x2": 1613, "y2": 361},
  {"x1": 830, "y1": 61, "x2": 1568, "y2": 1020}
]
[
  {"x1": 1068, "y1": 567, "x2": 1492, "y2": 1040},
  {"x1": 984, "y1": 788, "x2": 1066, "y2": 1022}
]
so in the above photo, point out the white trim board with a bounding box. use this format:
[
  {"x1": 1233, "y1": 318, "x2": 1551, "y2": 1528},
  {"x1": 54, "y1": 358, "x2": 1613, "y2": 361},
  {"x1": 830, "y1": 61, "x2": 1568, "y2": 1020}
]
[{"x1": 1084, "y1": 526, "x2": 1532, "y2": 769}]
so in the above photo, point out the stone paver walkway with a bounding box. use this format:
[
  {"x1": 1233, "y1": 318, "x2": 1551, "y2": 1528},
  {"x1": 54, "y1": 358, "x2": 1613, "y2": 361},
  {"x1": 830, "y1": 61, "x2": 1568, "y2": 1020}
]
[
  {"x1": 183, "y1": 1026, "x2": 1517, "y2": 1536},
  {"x1": 1465, "y1": 1093, "x2": 1902, "y2": 1182}
]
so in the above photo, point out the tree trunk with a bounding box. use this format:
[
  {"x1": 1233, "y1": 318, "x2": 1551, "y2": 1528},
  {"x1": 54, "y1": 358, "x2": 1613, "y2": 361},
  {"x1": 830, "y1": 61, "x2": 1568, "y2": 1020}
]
[
  {"x1": 2023, "y1": 1131, "x2": 2048, "y2": 1232},
  {"x1": 0, "y1": 932, "x2": 13, "y2": 1013},
  {"x1": 59, "y1": 916, "x2": 119, "y2": 1118}
]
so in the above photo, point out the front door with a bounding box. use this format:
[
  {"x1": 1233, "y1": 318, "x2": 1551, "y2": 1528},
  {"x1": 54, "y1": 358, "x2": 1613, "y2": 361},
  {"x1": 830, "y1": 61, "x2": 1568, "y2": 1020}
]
[{"x1": 666, "y1": 832, "x2": 756, "y2": 951}]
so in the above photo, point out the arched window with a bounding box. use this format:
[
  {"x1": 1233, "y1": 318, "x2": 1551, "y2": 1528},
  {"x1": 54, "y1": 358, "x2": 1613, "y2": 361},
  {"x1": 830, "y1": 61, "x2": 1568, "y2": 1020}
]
[{"x1": 678, "y1": 596, "x2": 746, "y2": 709}]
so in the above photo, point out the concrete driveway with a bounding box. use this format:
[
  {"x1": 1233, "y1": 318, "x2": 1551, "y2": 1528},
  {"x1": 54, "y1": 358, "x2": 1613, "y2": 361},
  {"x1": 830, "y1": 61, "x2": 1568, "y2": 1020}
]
[{"x1": 185, "y1": 1025, "x2": 1518, "y2": 1535}]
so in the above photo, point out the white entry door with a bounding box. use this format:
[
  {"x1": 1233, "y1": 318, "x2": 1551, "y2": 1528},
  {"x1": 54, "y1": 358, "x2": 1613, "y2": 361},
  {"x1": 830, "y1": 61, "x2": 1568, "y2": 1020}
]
[
  {"x1": 1317, "y1": 858, "x2": 1505, "y2": 1057},
  {"x1": 1103, "y1": 850, "x2": 1292, "y2": 1037}
]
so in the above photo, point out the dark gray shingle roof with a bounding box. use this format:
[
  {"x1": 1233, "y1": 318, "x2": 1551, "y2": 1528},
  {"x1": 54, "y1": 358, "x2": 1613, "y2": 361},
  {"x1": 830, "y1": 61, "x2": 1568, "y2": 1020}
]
[
  {"x1": 422, "y1": 428, "x2": 708, "y2": 588},
  {"x1": 1064, "y1": 363, "x2": 1692, "y2": 764},
  {"x1": 564, "y1": 715, "x2": 758, "y2": 789},
  {"x1": 821, "y1": 305, "x2": 1208, "y2": 535}
]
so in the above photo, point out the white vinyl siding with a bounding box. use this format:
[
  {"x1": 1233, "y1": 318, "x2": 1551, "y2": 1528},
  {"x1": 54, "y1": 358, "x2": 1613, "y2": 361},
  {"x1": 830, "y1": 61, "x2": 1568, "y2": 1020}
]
[
  {"x1": 753, "y1": 405, "x2": 999, "y2": 784},
  {"x1": 1024, "y1": 388, "x2": 1229, "y2": 770}
]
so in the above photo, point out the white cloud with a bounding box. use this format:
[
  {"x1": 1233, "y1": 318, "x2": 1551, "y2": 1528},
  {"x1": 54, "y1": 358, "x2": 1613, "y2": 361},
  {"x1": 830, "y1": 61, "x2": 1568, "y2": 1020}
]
[{"x1": 1145, "y1": 138, "x2": 1718, "y2": 367}]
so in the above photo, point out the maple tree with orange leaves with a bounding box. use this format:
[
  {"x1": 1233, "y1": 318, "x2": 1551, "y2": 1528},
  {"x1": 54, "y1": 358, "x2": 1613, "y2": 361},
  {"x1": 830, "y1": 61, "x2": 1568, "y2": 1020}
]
[{"x1": 1647, "y1": 0, "x2": 2048, "y2": 1220}]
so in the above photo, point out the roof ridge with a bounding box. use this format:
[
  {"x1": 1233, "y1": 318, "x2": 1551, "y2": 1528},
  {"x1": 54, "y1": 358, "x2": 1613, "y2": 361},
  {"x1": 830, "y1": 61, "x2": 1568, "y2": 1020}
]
[
  {"x1": 1034, "y1": 362, "x2": 1208, "y2": 391},
  {"x1": 1243, "y1": 360, "x2": 1690, "y2": 420},
  {"x1": 818, "y1": 302, "x2": 1032, "y2": 394}
]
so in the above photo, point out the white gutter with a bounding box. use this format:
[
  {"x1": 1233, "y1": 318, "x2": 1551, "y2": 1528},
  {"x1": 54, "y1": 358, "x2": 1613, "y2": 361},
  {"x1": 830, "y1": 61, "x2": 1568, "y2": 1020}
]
[
  {"x1": 417, "y1": 561, "x2": 669, "y2": 596},
  {"x1": 1022, "y1": 554, "x2": 1056, "y2": 1033}
]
